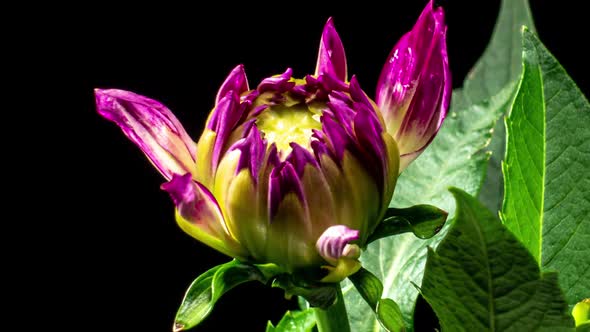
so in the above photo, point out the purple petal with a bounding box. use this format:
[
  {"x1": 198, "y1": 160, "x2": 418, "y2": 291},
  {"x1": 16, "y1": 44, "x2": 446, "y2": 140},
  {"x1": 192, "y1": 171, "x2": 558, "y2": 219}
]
[
  {"x1": 95, "y1": 89, "x2": 196, "y2": 180},
  {"x1": 315, "y1": 17, "x2": 348, "y2": 82},
  {"x1": 207, "y1": 91, "x2": 243, "y2": 169},
  {"x1": 257, "y1": 68, "x2": 295, "y2": 93},
  {"x1": 241, "y1": 89, "x2": 260, "y2": 104},
  {"x1": 286, "y1": 143, "x2": 319, "y2": 177},
  {"x1": 312, "y1": 129, "x2": 325, "y2": 141},
  {"x1": 161, "y1": 173, "x2": 225, "y2": 229},
  {"x1": 353, "y1": 103, "x2": 383, "y2": 148},
  {"x1": 327, "y1": 95, "x2": 355, "y2": 137},
  {"x1": 397, "y1": 32, "x2": 449, "y2": 154},
  {"x1": 329, "y1": 90, "x2": 353, "y2": 104},
  {"x1": 291, "y1": 84, "x2": 311, "y2": 98},
  {"x1": 266, "y1": 143, "x2": 281, "y2": 169},
  {"x1": 376, "y1": 33, "x2": 417, "y2": 119},
  {"x1": 268, "y1": 162, "x2": 305, "y2": 220},
  {"x1": 316, "y1": 225, "x2": 359, "y2": 262},
  {"x1": 230, "y1": 124, "x2": 266, "y2": 181},
  {"x1": 321, "y1": 115, "x2": 350, "y2": 161},
  {"x1": 353, "y1": 102, "x2": 386, "y2": 190},
  {"x1": 317, "y1": 72, "x2": 348, "y2": 93},
  {"x1": 216, "y1": 64, "x2": 250, "y2": 104},
  {"x1": 241, "y1": 118, "x2": 257, "y2": 137},
  {"x1": 349, "y1": 76, "x2": 373, "y2": 110},
  {"x1": 305, "y1": 74, "x2": 320, "y2": 87},
  {"x1": 311, "y1": 140, "x2": 335, "y2": 163},
  {"x1": 376, "y1": 1, "x2": 450, "y2": 163}
]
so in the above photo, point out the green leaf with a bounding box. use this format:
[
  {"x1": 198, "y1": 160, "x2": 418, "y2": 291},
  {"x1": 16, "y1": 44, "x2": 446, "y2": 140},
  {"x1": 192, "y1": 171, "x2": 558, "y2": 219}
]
[
  {"x1": 376, "y1": 299, "x2": 405, "y2": 332},
  {"x1": 348, "y1": 268, "x2": 405, "y2": 332},
  {"x1": 172, "y1": 264, "x2": 221, "y2": 331},
  {"x1": 174, "y1": 260, "x2": 271, "y2": 331},
  {"x1": 421, "y1": 188, "x2": 574, "y2": 331},
  {"x1": 344, "y1": 83, "x2": 517, "y2": 331},
  {"x1": 367, "y1": 205, "x2": 448, "y2": 244},
  {"x1": 501, "y1": 29, "x2": 590, "y2": 310},
  {"x1": 459, "y1": 0, "x2": 536, "y2": 212},
  {"x1": 348, "y1": 268, "x2": 383, "y2": 309},
  {"x1": 462, "y1": 0, "x2": 535, "y2": 104},
  {"x1": 266, "y1": 310, "x2": 316, "y2": 332}
]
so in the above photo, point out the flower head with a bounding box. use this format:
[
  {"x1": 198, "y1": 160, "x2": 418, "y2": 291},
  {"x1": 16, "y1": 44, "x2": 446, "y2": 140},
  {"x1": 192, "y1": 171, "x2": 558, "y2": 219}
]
[{"x1": 96, "y1": 1, "x2": 448, "y2": 282}]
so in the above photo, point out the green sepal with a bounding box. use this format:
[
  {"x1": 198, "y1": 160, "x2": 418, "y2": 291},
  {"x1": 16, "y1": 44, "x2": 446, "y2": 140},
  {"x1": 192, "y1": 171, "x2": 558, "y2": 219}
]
[
  {"x1": 348, "y1": 268, "x2": 406, "y2": 332},
  {"x1": 366, "y1": 204, "x2": 448, "y2": 245}
]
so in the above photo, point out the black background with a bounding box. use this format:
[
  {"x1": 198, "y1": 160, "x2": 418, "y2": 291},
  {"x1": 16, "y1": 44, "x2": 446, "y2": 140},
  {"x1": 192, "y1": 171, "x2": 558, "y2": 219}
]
[{"x1": 45, "y1": 1, "x2": 588, "y2": 331}]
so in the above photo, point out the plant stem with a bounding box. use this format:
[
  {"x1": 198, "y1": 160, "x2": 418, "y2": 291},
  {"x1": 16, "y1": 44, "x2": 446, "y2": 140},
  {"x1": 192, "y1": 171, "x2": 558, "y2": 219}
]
[{"x1": 314, "y1": 284, "x2": 351, "y2": 332}]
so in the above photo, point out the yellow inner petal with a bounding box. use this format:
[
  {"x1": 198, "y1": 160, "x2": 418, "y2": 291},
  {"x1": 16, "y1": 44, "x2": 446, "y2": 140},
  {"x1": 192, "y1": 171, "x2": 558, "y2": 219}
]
[{"x1": 256, "y1": 103, "x2": 321, "y2": 157}]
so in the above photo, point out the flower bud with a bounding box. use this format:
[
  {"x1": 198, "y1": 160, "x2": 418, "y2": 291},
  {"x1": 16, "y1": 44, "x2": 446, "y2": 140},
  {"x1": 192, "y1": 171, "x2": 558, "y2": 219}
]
[
  {"x1": 96, "y1": 4, "x2": 452, "y2": 282},
  {"x1": 376, "y1": 0, "x2": 451, "y2": 171}
]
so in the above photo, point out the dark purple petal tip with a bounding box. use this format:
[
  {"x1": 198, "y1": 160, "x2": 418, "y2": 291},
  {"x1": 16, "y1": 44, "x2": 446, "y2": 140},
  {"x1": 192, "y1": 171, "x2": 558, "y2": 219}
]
[
  {"x1": 208, "y1": 90, "x2": 244, "y2": 169},
  {"x1": 321, "y1": 114, "x2": 350, "y2": 161},
  {"x1": 286, "y1": 143, "x2": 319, "y2": 177},
  {"x1": 315, "y1": 17, "x2": 348, "y2": 82},
  {"x1": 257, "y1": 68, "x2": 295, "y2": 93},
  {"x1": 349, "y1": 76, "x2": 372, "y2": 110},
  {"x1": 216, "y1": 64, "x2": 249, "y2": 104},
  {"x1": 231, "y1": 124, "x2": 266, "y2": 181},
  {"x1": 268, "y1": 161, "x2": 305, "y2": 221},
  {"x1": 376, "y1": 0, "x2": 448, "y2": 113}
]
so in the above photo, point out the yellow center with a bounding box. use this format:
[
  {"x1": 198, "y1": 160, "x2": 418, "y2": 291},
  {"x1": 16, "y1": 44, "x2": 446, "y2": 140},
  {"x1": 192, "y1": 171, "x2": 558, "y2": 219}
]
[{"x1": 256, "y1": 102, "x2": 322, "y2": 158}]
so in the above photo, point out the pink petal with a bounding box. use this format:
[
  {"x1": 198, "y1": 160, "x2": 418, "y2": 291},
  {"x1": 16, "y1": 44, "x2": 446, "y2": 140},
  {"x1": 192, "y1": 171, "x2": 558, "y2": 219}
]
[{"x1": 95, "y1": 89, "x2": 196, "y2": 180}]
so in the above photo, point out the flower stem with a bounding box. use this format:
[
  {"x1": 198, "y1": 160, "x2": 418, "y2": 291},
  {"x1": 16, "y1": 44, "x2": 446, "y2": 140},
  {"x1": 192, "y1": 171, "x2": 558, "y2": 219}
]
[{"x1": 314, "y1": 284, "x2": 351, "y2": 332}]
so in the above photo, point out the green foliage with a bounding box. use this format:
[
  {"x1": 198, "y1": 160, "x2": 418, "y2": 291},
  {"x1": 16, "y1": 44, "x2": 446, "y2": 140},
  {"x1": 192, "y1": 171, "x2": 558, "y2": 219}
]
[
  {"x1": 344, "y1": 1, "x2": 536, "y2": 330},
  {"x1": 421, "y1": 188, "x2": 574, "y2": 332},
  {"x1": 461, "y1": 0, "x2": 536, "y2": 212},
  {"x1": 366, "y1": 205, "x2": 448, "y2": 244},
  {"x1": 277, "y1": 2, "x2": 590, "y2": 331},
  {"x1": 344, "y1": 83, "x2": 516, "y2": 330},
  {"x1": 348, "y1": 268, "x2": 405, "y2": 331},
  {"x1": 501, "y1": 29, "x2": 590, "y2": 310},
  {"x1": 266, "y1": 310, "x2": 316, "y2": 332},
  {"x1": 174, "y1": 260, "x2": 276, "y2": 330}
]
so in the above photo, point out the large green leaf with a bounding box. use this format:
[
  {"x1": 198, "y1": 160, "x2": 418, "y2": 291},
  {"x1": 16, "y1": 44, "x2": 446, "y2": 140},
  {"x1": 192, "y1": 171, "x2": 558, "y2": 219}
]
[
  {"x1": 462, "y1": 0, "x2": 535, "y2": 104},
  {"x1": 421, "y1": 188, "x2": 574, "y2": 331},
  {"x1": 460, "y1": 0, "x2": 536, "y2": 212},
  {"x1": 501, "y1": 29, "x2": 590, "y2": 309},
  {"x1": 344, "y1": 83, "x2": 516, "y2": 331}
]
